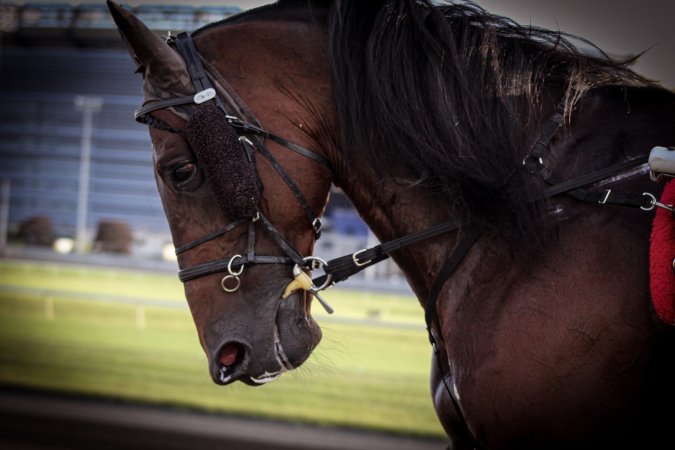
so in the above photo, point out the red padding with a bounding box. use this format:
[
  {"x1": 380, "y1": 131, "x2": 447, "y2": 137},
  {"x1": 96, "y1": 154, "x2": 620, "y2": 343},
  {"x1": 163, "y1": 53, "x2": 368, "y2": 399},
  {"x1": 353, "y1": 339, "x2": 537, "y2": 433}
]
[{"x1": 650, "y1": 179, "x2": 675, "y2": 325}]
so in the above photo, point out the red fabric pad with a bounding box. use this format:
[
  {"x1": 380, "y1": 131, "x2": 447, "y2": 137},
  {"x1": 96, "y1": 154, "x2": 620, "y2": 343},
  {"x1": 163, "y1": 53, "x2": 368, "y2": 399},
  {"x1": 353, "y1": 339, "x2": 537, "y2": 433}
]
[{"x1": 650, "y1": 179, "x2": 675, "y2": 325}]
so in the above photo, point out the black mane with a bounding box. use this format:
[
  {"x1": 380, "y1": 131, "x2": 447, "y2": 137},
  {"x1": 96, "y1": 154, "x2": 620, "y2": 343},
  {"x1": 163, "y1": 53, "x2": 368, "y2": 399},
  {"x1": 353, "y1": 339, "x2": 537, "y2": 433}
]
[{"x1": 322, "y1": 0, "x2": 651, "y2": 245}]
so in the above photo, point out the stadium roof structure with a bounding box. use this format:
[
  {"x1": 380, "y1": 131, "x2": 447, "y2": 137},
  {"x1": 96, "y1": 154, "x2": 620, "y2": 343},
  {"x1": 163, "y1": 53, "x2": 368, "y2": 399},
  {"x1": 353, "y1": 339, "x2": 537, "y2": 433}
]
[{"x1": 0, "y1": 2, "x2": 242, "y2": 47}]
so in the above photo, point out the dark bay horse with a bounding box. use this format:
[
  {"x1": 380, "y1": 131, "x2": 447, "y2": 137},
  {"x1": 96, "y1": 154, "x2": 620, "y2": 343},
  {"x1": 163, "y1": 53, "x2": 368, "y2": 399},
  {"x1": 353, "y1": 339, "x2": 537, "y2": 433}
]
[{"x1": 108, "y1": 1, "x2": 675, "y2": 448}]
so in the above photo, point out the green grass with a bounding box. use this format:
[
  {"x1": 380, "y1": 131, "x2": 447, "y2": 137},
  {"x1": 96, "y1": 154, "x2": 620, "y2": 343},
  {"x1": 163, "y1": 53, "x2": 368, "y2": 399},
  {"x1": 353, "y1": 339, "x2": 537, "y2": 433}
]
[{"x1": 0, "y1": 259, "x2": 444, "y2": 437}]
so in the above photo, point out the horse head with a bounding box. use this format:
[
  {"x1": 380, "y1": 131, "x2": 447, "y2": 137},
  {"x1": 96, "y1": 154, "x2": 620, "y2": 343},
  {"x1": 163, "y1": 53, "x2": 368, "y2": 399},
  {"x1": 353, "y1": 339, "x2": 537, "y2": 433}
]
[{"x1": 108, "y1": 1, "x2": 333, "y2": 386}]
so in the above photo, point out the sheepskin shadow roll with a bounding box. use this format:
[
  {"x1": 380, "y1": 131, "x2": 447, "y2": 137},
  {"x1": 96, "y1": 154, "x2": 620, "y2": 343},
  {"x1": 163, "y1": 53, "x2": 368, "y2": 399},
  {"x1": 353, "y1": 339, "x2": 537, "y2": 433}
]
[{"x1": 184, "y1": 101, "x2": 260, "y2": 219}]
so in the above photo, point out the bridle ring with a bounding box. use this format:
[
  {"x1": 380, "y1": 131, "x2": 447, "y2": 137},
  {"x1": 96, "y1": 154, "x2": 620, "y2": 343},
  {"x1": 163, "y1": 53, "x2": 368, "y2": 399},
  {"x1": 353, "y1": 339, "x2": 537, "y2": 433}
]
[
  {"x1": 302, "y1": 256, "x2": 333, "y2": 292},
  {"x1": 221, "y1": 275, "x2": 241, "y2": 293},
  {"x1": 227, "y1": 254, "x2": 245, "y2": 276}
]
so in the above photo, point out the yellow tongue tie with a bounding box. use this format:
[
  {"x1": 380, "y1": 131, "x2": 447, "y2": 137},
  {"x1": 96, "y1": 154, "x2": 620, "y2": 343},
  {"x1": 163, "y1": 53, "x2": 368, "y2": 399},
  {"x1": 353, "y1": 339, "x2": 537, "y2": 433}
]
[
  {"x1": 282, "y1": 265, "x2": 313, "y2": 299},
  {"x1": 282, "y1": 264, "x2": 334, "y2": 314}
]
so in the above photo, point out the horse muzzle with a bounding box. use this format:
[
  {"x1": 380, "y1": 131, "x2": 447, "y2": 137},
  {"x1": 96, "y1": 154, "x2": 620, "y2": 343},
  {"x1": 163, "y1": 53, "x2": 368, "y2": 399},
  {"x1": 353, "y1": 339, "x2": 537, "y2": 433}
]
[{"x1": 207, "y1": 290, "x2": 322, "y2": 386}]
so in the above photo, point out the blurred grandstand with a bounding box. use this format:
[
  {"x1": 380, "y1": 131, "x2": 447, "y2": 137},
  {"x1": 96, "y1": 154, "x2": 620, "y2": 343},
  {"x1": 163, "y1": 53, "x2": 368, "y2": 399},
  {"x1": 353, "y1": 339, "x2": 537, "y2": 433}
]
[{"x1": 0, "y1": 2, "x2": 408, "y2": 290}]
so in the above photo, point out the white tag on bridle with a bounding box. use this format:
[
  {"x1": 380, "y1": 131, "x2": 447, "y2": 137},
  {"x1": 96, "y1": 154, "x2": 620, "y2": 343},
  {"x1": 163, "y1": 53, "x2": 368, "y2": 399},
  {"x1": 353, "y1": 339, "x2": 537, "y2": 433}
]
[{"x1": 194, "y1": 88, "x2": 216, "y2": 104}]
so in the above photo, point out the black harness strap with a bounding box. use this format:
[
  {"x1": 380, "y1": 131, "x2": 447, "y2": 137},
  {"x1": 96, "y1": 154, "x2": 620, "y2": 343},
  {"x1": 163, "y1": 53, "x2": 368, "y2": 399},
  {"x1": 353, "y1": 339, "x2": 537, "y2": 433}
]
[
  {"x1": 542, "y1": 156, "x2": 650, "y2": 204},
  {"x1": 523, "y1": 99, "x2": 566, "y2": 181},
  {"x1": 199, "y1": 57, "x2": 262, "y2": 128},
  {"x1": 249, "y1": 136, "x2": 323, "y2": 237},
  {"x1": 425, "y1": 225, "x2": 484, "y2": 448},
  {"x1": 231, "y1": 119, "x2": 331, "y2": 170},
  {"x1": 179, "y1": 255, "x2": 294, "y2": 283},
  {"x1": 135, "y1": 96, "x2": 201, "y2": 121},
  {"x1": 174, "y1": 219, "x2": 247, "y2": 255},
  {"x1": 312, "y1": 220, "x2": 462, "y2": 287},
  {"x1": 524, "y1": 97, "x2": 652, "y2": 208},
  {"x1": 174, "y1": 33, "x2": 228, "y2": 114},
  {"x1": 255, "y1": 210, "x2": 306, "y2": 266},
  {"x1": 424, "y1": 226, "x2": 484, "y2": 341}
]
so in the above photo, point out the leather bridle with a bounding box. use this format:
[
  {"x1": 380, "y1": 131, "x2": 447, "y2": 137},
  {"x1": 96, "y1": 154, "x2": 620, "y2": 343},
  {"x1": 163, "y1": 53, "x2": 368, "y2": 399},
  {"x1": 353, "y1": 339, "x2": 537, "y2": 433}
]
[{"x1": 135, "y1": 32, "x2": 336, "y2": 309}]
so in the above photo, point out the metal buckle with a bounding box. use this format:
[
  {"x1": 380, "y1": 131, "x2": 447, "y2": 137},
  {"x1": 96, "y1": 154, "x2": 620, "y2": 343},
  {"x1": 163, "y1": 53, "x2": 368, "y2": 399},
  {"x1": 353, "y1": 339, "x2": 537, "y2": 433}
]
[
  {"x1": 312, "y1": 218, "x2": 322, "y2": 238},
  {"x1": 352, "y1": 249, "x2": 372, "y2": 268},
  {"x1": 522, "y1": 154, "x2": 544, "y2": 173}
]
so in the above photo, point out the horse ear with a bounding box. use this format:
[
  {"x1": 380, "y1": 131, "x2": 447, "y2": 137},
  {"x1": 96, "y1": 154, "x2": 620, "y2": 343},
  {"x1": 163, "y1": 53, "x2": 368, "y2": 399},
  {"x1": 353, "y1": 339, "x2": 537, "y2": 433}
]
[{"x1": 107, "y1": 0, "x2": 191, "y2": 93}]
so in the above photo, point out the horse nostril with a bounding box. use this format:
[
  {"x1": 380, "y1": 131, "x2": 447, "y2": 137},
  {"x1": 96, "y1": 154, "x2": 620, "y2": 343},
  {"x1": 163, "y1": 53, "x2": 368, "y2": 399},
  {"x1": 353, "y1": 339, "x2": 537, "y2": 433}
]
[
  {"x1": 219, "y1": 342, "x2": 243, "y2": 368},
  {"x1": 215, "y1": 341, "x2": 247, "y2": 385}
]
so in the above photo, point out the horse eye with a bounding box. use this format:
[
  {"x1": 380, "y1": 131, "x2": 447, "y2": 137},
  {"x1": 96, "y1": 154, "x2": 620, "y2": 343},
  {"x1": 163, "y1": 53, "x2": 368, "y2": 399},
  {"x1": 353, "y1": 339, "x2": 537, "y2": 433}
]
[{"x1": 172, "y1": 161, "x2": 198, "y2": 187}]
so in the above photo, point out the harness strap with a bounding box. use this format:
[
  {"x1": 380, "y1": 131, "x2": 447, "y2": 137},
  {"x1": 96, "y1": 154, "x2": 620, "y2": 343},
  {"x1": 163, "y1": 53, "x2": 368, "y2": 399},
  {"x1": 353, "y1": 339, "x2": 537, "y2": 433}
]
[
  {"x1": 174, "y1": 33, "x2": 228, "y2": 114},
  {"x1": 199, "y1": 57, "x2": 262, "y2": 128},
  {"x1": 255, "y1": 210, "x2": 306, "y2": 266},
  {"x1": 542, "y1": 157, "x2": 649, "y2": 199},
  {"x1": 523, "y1": 99, "x2": 566, "y2": 180},
  {"x1": 135, "y1": 96, "x2": 199, "y2": 121},
  {"x1": 230, "y1": 119, "x2": 331, "y2": 170},
  {"x1": 424, "y1": 226, "x2": 484, "y2": 343},
  {"x1": 179, "y1": 255, "x2": 294, "y2": 282},
  {"x1": 250, "y1": 136, "x2": 323, "y2": 237},
  {"x1": 525, "y1": 97, "x2": 653, "y2": 209},
  {"x1": 174, "y1": 219, "x2": 247, "y2": 255},
  {"x1": 312, "y1": 220, "x2": 462, "y2": 287},
  {"x1": 423, "y1": 225, "x2": 484, "y2": 449},
  {"x1": 565, "y1": 187, "x2": 651, "y2": 208}
]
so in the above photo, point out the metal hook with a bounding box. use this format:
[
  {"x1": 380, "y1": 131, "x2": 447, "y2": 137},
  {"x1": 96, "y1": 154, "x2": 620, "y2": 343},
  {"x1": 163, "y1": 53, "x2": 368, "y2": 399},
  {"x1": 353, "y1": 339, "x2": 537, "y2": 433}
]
[{"x1": 642, "y1": 192, "x2": 675, "y2": 213}]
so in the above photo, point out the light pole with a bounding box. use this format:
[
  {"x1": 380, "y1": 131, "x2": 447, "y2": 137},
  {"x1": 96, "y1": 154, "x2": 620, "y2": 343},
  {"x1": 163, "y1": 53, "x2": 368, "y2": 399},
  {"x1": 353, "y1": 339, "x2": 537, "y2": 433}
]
[{"x1": 74, "y1": 95, "x2": 103, "y2": 255}]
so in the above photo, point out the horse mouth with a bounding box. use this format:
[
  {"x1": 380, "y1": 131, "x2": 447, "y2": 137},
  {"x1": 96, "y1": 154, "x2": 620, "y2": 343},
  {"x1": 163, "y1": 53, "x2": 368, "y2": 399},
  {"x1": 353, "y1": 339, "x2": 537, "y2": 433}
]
[{"x1": 215, "y1": 324, "x2": 295, "y2": 386}]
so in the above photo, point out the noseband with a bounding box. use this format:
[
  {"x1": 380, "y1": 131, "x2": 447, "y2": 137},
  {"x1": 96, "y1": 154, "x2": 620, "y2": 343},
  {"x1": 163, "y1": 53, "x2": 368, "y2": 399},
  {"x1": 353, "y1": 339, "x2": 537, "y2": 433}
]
[{"x1": 135, "y1": 32, "x2": 334, "y2": 310}]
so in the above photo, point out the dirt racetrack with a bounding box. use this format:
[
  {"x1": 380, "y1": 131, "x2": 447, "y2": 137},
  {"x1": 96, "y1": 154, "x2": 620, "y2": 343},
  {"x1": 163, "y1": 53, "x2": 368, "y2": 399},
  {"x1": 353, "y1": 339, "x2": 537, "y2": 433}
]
[{"x1": 0, "y1": 388, "x2": 447, "y2": 450}]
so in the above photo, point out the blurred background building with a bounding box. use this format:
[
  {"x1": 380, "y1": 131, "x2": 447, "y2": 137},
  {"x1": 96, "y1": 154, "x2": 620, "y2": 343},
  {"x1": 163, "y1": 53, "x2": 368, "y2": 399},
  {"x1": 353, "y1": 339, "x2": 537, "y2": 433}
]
[{"x1": 0, "y1": 1, "x2": 404, "y2": 286}]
